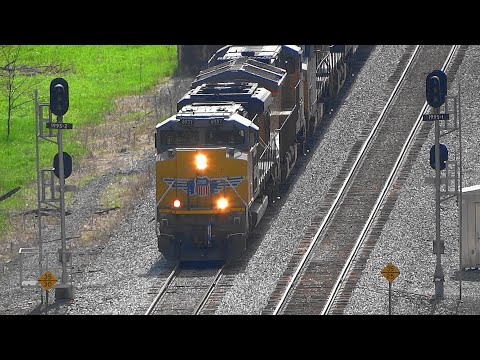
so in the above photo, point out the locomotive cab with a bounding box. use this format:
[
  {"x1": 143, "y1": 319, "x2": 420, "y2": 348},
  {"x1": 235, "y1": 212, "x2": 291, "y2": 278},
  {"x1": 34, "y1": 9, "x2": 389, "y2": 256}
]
[{"x1": 155, "y1": 102, "x2": 263, "y2": 262}]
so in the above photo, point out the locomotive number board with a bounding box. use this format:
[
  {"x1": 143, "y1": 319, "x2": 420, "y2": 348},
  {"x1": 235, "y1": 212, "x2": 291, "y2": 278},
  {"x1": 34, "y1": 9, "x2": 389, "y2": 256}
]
[{"x1": 180, "y1": 118, "x2": 224, "y2": 125}]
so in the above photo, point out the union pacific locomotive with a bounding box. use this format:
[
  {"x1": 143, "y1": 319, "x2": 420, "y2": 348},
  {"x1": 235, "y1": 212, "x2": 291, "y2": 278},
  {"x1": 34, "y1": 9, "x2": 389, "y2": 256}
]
[{"x1": 155, "y1": 45, "x2": 357, "y2": 261}]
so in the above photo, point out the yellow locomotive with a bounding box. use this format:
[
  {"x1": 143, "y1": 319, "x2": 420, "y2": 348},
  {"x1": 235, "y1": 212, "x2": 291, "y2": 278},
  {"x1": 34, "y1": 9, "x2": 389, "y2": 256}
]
[{"x1": 156, "y1": 45, "x2": 357, "y2": 261}]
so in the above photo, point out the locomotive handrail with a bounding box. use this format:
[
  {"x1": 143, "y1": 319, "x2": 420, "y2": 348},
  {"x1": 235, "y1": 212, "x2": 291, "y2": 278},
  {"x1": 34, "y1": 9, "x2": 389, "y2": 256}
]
[
  {"x1": 156, "y1": 178, "x2": 176, "y2": 209},
  {"x1": 220, "y1": 177, "x2": 248, "y2": 208}
]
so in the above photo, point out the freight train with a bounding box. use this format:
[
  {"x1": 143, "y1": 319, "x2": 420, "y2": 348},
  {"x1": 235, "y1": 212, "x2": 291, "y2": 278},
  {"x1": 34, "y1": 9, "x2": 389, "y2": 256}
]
[{"x1": 155, "y1": 45, "x2": 358, "y2": 262}]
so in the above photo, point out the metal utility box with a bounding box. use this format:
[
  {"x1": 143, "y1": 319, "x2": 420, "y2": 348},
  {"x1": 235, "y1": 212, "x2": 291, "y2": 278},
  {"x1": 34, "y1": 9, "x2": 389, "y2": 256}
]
[{"x1": 461, "y1": 184, "x2": 480, "y2": 269}]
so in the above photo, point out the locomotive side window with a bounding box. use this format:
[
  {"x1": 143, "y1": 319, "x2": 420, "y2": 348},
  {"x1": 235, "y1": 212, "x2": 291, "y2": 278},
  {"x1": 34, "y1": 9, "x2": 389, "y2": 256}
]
[
  {"x1": 159, "y1": 130, "x2": 176, "y2": 145},
  {"x1": 285, "y1": 56, "x2": 296, "y2": 74},
  {"x1": 249, "y1": 130, "x2": 257, "y2": 146}
]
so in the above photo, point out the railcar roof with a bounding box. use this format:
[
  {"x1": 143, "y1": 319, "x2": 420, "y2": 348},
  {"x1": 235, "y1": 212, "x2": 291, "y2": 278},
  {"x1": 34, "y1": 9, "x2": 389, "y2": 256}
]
[
  {"x1": 192, "y1": 57, "x2": 286, "y2": 90},
  {"x1": 177, "y1": 82, "x2": 272, "y2": 114},
  {"x1": 220, "y1": 45, "x2": 282, "y2": 62},
  {"x1": 157, "y1": 103, "x2": 259, "y2": 131}
]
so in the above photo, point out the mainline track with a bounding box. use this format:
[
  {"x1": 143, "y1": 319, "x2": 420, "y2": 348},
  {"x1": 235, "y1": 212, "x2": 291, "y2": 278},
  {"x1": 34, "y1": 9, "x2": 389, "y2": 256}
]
[
  {"x1": 144, "y1": 262, "x2": 224, "y2": 315},
  {"x1": 142, "y1": 259, "x2": 246, "y2": 315}
]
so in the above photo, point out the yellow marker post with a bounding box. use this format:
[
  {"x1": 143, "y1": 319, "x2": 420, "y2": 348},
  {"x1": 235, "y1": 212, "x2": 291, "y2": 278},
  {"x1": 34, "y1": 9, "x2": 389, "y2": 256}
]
[
  {"x1": 38, "y1": 271, "x2": 58, "y2": 315},
  {"x1": 381, "y1": 263, "x2": 400, "y2": 315}
]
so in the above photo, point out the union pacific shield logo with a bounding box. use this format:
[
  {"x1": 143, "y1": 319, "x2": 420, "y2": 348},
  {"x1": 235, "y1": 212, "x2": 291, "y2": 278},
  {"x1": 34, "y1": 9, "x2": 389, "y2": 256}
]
[
  {"x1": 163, "y1": 176, "x2": 244, "y2": 196},
  {"x1": 194, "y1": 176, "x2": 210, "y2": 197}
]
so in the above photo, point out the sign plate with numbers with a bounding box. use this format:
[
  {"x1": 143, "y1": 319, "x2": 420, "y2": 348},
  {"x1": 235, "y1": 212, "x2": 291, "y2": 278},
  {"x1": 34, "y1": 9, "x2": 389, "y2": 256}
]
[
  {"x1": 38, "y1": 271, "x2": 58, "y2": 290},
  {"x1": 381, "y1": 263, "x2": 400, "y2": 282},
  {"x1": 46, "y1": 122, "x2": 73, "y2": 129},
  {"x1": 422, "y1": 113, "x2": 449, "y2": 121}
]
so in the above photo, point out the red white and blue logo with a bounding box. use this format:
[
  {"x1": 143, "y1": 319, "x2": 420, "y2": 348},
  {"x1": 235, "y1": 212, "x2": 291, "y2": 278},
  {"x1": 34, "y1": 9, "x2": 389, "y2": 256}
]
[
  {"x1": 163, "y1": 176, "x2": 244, "y2": 197},
  {"x1": 194, "y1": 176, "x2": 210, "y2": 196}
]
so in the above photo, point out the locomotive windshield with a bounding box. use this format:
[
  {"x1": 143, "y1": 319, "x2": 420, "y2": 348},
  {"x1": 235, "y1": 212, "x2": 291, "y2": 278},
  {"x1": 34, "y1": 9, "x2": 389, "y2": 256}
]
[
  {"x1": 206, "y1": 128, "x2": 245, "y2": 146},
  {"x1": 159, "y1": 129, "x2": 199, "y2": 146},
  {"x1": 158, "y1": 127, "x2": 245, "y2": 148}
]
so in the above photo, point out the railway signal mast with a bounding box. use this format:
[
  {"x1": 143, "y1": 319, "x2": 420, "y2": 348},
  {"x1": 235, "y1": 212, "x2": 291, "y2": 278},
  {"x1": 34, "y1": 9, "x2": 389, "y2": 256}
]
[
  {"x1": 49, "y1": 78, "x2": 74, "y2": 299},
  {"x1": 22, "y1": 78, "x2": 75, "y2": 300},
  {"x1": 425, "y1": 69, "x2": 447, "y2": 299}
]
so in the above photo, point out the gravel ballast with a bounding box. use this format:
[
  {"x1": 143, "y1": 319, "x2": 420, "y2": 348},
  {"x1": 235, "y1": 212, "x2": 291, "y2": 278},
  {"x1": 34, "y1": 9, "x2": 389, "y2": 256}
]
[
  {"x1": 345, "y1": 45, "x2": 480, "y2": 315},
  {"x1": 1, "y1": 45, "x2": 478, "y2": 315}
]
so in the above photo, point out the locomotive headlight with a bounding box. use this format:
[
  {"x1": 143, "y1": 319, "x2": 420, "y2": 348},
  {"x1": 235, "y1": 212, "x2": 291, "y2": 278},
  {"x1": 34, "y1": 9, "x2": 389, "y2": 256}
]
[
  {"x1": 195, "y1": 153, "x2": 207, "y2": 171},
  {"x1": 173, "y1": 199, "x2": 182, "y2": 208},
  {"x1": 217, "y1": 197, "x2": 229, "y2": 210}
]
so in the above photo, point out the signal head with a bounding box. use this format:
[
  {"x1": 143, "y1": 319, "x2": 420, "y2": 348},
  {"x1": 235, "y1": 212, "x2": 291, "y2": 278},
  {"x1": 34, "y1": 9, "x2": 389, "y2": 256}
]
[
  {"x1": 50, "y1": 77, "x2": 69, "y2": 116},
  {"x1": 426, "y1": 70, "x2": 447, "y2": 108}
]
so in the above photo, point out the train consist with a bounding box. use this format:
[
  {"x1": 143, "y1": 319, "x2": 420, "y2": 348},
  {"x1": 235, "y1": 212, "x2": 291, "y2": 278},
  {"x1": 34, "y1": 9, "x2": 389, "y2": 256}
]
[{"x1": 155, "y1": 45, "x2": 358, "y2": 261}]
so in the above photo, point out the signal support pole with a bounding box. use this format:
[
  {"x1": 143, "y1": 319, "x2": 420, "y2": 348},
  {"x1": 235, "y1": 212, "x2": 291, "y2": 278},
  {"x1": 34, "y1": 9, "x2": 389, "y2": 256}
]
[
  {"x1": 57, "y1": 114, "x2": 68, "y2": 289},
  {"x1": 426, "y1": 69, "x2": 447, "y2": 299},
  {"x1": 50, "y1": 78, "x2": 74, "y2": 300},
  {"x1": 54, "y1": 118, "x2": 74, "y2": 300},
  {"x1": 433, "y1": 105, "x2": 444, "y2": 298}
]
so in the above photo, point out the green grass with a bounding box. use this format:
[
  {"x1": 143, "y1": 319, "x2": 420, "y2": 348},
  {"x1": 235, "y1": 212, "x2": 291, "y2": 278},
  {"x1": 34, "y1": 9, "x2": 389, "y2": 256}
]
[
  {"x1": 101, "y1": 173, "x2": 142, "y2": 209},
  {"x1": 0, "y1": 45, "x2": 177, "y2": 226}
]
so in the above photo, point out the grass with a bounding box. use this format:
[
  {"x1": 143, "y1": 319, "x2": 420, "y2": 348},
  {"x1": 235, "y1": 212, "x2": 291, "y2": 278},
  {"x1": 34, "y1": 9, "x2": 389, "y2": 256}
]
[
  {"x1": 101, "y1": 173, "x2": 143, "y2": 209},
  {"x1": 0, "y1": 45, "x2": 177, "y2": 233}
]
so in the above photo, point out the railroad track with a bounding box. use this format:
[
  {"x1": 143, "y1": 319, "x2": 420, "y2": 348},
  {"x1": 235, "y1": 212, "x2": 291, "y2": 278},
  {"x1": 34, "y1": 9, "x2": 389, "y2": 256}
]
[
  {"x1": 138, "y1": 48, "x2": 377, "y2": 316},
  {"x1": 141, "y1": 259, "x2": 247, "y2": 315},
  {"x1": 142, "y1": 262, "x2": 223, "y2": 315},
  {"x1": 261, "y1": 45, "x2": 466, "y2": 315}
]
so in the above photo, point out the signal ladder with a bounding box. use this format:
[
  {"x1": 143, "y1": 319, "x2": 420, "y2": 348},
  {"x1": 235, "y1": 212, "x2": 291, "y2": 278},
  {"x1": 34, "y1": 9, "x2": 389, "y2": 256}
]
[{"x1": 18, "y1": 90, "x2": 74, "y2": 299}]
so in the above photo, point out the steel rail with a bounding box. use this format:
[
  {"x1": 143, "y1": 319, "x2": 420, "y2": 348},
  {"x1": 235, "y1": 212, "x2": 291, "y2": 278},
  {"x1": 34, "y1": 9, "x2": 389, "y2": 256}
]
[
  {"x1": 273, "y1": 45, "x2": 422, "y2": 315},
  {"x1": 193, "y1": 265, "x2": 224, "y2": 315},
  {"x1": 322, "y1": 45, "x2": 459, "y2": 314},
  {"x1": 144, "y1": 262, "x2": 180, "y2": 315}
]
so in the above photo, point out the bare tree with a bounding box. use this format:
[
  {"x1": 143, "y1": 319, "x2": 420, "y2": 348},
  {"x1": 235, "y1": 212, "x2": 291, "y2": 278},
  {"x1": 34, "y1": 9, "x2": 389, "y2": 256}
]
[{"x1": 0, "y1": 46, "x2": 61, "y2": 139}]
